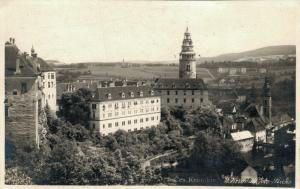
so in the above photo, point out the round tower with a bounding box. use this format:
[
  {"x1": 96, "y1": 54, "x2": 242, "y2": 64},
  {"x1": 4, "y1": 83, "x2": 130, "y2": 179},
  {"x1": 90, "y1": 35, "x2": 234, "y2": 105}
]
[{"x1": 179, "y1": 27, "x2": 196, "y2": 79}]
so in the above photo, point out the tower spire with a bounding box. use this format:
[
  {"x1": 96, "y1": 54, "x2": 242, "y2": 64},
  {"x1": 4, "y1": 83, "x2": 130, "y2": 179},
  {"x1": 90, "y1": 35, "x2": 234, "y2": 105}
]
[{"x1": 179, "y1": 27, "x2": 196, "y2": 79}]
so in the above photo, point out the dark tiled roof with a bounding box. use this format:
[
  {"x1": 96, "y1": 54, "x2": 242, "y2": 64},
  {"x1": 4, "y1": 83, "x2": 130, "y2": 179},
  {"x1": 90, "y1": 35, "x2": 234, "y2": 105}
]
[
  {"x1": 245, "y1": 117, "x2": 266, "y2": 132},
  {"x1": 217, "y1": 102, "x2": 237, "y2": 115},
  {"x1": 5, "y1": 44, "x2": 38, "y2": 76},
  {"x1": 154, "y1": 78, "x2": 207, "y2": 90},
  {"x1": 37, "y1": 57, "x2": 54, "y2": 71},
  {"x1": 5, "y1": 42, "x2": 54, "y2": 76},
  {"x1": 92, "y1": 85, "x2": 157, "y2": 102}
]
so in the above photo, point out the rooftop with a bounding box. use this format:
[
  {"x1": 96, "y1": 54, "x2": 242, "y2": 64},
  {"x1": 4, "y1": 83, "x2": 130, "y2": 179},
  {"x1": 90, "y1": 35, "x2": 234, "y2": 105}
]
[
  {"x1": 92, "y1": 85, "x2": 158, "y2": 102},
  {"x1": 231, "y1": 131, "x2": 254, "y2": 141},
  {"x1": 154, "y1": 78, "x2": 207, "y2": 90}
]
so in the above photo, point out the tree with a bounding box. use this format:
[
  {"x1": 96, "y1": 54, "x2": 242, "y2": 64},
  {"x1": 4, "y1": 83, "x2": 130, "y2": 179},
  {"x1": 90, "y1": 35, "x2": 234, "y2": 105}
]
[
  {"x1": 186, "y1": 132, "x2": 242, "y2": 178},
  {"x1": 58, "y1": 88, "x2": 93, "y2": 126}
]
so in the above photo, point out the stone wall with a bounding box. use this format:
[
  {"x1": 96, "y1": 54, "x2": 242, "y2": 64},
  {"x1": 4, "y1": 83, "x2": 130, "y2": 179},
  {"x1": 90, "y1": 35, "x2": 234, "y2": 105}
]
[{"x1": 5, "y1": 78, "x2": 42, "y2": 149}]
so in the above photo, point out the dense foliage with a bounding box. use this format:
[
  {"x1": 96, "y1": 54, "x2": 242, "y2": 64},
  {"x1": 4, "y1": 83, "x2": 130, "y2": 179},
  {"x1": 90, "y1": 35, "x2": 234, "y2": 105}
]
[{"x1": 6, "y1": 104, "x2": 245, "y2": 185}]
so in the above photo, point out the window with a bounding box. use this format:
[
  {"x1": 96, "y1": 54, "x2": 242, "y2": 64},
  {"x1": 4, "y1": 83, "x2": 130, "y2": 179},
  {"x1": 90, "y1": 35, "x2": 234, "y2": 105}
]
[
  {"x1": 48, "y1": 73, "x2": 50, "y2": 79},
  {"x1": 151, "y1": 90, "x2": 155, "y2": 96},
  {"x1": 183, "y1": 90, "x2": 186, "y2": 95},
  {"x1": 146, "y1": 118, "x2": 149, "y2": 122},
  {"x1": 184, "y1": 99, "x2": 186, "y2": 103},
  {"x1": 13, "y1": 90, "x2": 18, "y2": 95},
  {"x1": 128, "y1": 120, "x2": 131, "y2": 125},
  {"x1": 134, "y1": 101, "x2": 138, "y2": 105},
  {"x1": 108, "y1": 113, "x2": 112, "y2": 117},
  {"x1": 21, "y1": 83, "x2": 27, "y2": 94},
  {"x1": 186, "y1": 65, "x2": 190, "y2": 71},
  {"x1": 130, "y1": 92, "x2": 134, "y2": 97},
  {"x1": 134, "y1": 119, "x2": 137, "y2": 124},
  {"x1": 115, "y1": 103, "x2": 119, "y2": 109},
  {"x1": 175, "y1": 91, "x2": 178, "y2": 95},
  {"x1": 192, "y1": 90, "x2": 194, "y2": 95},
  {"x1": 108, "y1": 123, "x2": 112, "y2": 128},
  {"x1": 167, "y1": 98, "x2": 170, "y2": 103},
  {"x1": 167, "y1": 91, "x2": 170, "y2": 95},
  {"x1": 92, "y1": 124, "x2": 95, "y2": 129},
  {"x1": 140, "y1": 109, "x2": 143, "y2": 113},
  {"x1": 102, "y1": 105, "x2": 105, "y2": 111},
  {"x1": 140, "y1": 100, "x2": 143, "y2": 105},
  {"x1": 107, "y1": 93, "x2": 112, "y2": 99},
  {"x1": 175, "y1": 98, "x2": 178, "y2": 103},
  {"x1": 140, "y1": 118, "x2": 143, "y2": 123},
  {"x1": 51, "y1": 82, "x2": 54, "y2": 87},
  {"x1": 139, "y1": 91, "x2": 143, "y2": 97},
  {"x1": 157, "y1": 99, "x2": 159, "y2": 103},
  {"x1": 172, "y1": 83, "x2": 175, "y2": 88},
  {"x1": 122, "y1": 102, "x2": 126, "y2": 108},
  {"x1": 151, "y1": 100, "x2": 154, "y2": 104},
  {"x1": 43, "y1": 82, "x2": 45, "y2": 88},
  {"x1": 115, "y1": 112, "x2": 119, "y2": 116},
  {"x1": 92, "y1": 104, "x2": 97, "y2": 109},
  {"x1": 108, "y1": 103, "x2": 112, "y2": 108},
  {"x1": 122, "y1": 121, "x2": 125, "y2": 126},
  {"x1": 115, "y1": 122, "x2": 119, "y2": 127},
  {"x1": 92, "y1": 111, "x2": 95, "y2": 119},
  {"x1": 103, "y1": 124, "x2": 105, "y2": 128},
  {"x1": 51, "y1": 73, "x2": 54, "y2": 79},
  {"x1": 192, "y1": 98, "x2": 194, "y2": 103},
  {"x1": 200, "y1": 98, "x2": 203, "y2": 103},
  {"x1": 151, "y1": 117, "x2": 154, "y2": 121},
  {"x1": 48, "y1": 82, "x2": 50, "y2": 88},
  {"x1": 121, "y1": 92, "x2": 125, "y2": 98}
]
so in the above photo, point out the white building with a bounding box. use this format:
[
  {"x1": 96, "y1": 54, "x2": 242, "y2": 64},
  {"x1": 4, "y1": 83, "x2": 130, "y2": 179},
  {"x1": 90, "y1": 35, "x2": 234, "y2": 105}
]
[
  {"x1": 231, "y1": 131, "x2": 254, "y2": 153},
  {"x1": 89, "y1": 85, "x2": 161, "y2": 136},
  {"x1": 31, "y1": 47, "x2": 57, "y2": 111}
]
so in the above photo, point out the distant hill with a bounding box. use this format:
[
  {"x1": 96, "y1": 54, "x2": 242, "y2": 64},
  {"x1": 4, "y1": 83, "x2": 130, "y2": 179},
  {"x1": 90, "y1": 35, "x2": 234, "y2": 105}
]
[{"x1": 198, "y1": 45, "x2": 296, "y2": 63}]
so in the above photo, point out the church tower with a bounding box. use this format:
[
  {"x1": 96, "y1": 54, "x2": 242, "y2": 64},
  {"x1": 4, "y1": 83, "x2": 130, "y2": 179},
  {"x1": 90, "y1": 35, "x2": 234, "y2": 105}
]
[
  {"x1": 179, "y1": 27, "x2": 196, "y2": 79},
  {"x1": 263, "y1": 77, "x2": 272, "y2": 122}
]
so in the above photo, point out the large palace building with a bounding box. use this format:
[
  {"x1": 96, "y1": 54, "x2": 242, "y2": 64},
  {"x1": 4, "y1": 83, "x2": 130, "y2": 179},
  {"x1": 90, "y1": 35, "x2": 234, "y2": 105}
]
[
  {"x1": 154, "y1": 27, "x2": 210, "y2": 108},
  {"x1": 89, "y1": 85, "x2": 161, "y2": 136}
]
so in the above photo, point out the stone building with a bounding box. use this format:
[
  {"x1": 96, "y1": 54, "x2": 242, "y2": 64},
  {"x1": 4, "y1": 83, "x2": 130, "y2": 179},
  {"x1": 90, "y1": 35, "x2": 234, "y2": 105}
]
[
  {"x1": 153, "y1": 27, "x2": 210, "y2": 108},
  {"x1": 89, "y1": 85, "x2": 161, "y2": 136},
  {"x1": 153, "y1": 78, "x2": 210, "y2": 108},
  {"x1": 179, "y1": 27, "x2": 196, "y2": 79},
  {"x1": 5, "y1": 38, "x2": 55, "y2": 149}
]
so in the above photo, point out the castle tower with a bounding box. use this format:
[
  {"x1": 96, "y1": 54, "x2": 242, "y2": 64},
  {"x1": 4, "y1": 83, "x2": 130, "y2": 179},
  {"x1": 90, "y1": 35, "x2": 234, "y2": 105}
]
[
  {"x1": 263, "y1": 77, "x2": 272, "y2": 123},
  {"x1": 179, "y1": 27, "x2": 196, "y2": 79}
]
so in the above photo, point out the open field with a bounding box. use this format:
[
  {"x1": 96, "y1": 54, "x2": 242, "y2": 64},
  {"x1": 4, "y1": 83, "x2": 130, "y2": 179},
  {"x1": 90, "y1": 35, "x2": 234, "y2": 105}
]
[{"x1": 90, "y1": 65, "x2": 214, "y2": 81}]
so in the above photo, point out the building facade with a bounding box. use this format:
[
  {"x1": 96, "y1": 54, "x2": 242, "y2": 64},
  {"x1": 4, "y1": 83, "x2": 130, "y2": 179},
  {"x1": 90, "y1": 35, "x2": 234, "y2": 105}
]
[
  {"x1": 31, "y1": 46, "x2": 57, "y2": 111},
  {"x1": 179, "y1": 27, "x2": 196, "y2": 79},
  {"x1": 89, "y1": 86, "x2": 161, "y2": 136},
  {"x1": 231, "y1": 131, "x2": 254, "y2": 153},
  {"x1": 153, "y1": 78, "x2": 210, "y2": 108},
  {"x1": 5, "y1": 38, "x2": 48, "y2": 149}
]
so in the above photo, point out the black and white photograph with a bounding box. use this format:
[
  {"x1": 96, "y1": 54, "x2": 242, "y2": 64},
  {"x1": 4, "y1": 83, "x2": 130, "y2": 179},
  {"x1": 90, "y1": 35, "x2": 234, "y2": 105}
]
[{"x1": 2, "y1": 0, "x2": 298, "y2": 187}]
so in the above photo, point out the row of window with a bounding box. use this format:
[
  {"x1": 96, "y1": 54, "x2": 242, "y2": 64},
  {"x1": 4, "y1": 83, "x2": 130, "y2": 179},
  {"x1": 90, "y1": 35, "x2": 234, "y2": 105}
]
[
  {"x1": 166, "y1": 98, "x2": 203, "y2": 103},
  {"x1": 159, "y1": 90, "x2": 204, "y2": 96},
  {"x1": 92, "y1": 106, "x2": 159, "y2": 119},
  {"x1": 92, "y1": 99, "x2": 160, "y2": 111},
  {"x1": 43, "y1": 81, "x2": 55, "y2": 88},
  {"x1": 48, "y1": 94, "x2": 55, "y2": 99},
  {"x1": 106, "y1": 90, "x2": 155, "y2": 99},
  {"x1": 47, "y1": 73, "x2": 55, "y2": 80},
  {"x1": 102, "y1": 116, "x2": 159, "y2": 129}
]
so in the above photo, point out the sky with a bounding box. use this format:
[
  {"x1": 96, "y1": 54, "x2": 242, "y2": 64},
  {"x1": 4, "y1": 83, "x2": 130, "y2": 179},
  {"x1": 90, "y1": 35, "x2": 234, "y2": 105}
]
[{"x1": 1, "y1": 0, "x2": 297, "y2": 63}]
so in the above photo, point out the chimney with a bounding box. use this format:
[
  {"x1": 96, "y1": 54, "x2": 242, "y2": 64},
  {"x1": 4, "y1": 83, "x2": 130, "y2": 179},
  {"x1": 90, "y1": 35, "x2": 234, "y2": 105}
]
[
  {"x1": 12, "y1": 38, "x2": 15, "y2": 44},
  {"x1": 15, "y1": 58, "x2": 21, "y2": 74}
]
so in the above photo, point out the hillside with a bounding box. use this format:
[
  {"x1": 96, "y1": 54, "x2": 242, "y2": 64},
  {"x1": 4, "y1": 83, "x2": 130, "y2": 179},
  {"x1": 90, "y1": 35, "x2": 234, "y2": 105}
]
[{"x1": 198, "y1": 45, "x2": 296, "y2": 63}]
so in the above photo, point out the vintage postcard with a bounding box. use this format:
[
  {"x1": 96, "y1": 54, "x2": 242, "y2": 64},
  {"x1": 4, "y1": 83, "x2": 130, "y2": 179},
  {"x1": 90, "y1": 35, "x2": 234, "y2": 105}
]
[{"x1": 1, "y1": 0, "x2": 298, "y2": 188}]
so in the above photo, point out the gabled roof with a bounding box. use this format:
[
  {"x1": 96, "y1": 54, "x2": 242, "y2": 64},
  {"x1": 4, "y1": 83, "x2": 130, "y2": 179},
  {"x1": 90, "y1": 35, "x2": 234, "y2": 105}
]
[
  {"x1": 37, "y1": 57, "x2": 54, "y2": 71},
  {"x1": 154, "y1": 78, "x2": 207, "y2": 90},
  {"x1": 92, "y1": 85, "x2": 157, "y2": 102},
  {"x1": 245, "y1": 117, "x2": 266, "y2": 132},
  {"x1": 57, "y1": 82, "x2": 98, "y2": 100}
]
